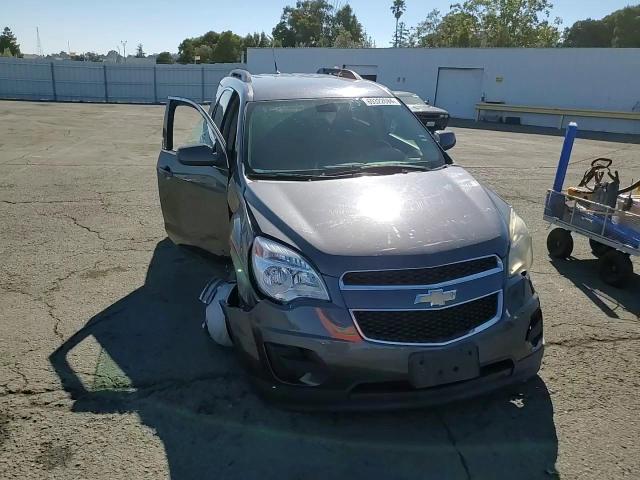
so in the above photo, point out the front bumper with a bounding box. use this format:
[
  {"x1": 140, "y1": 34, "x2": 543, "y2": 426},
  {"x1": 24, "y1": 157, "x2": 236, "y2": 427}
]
[{"x1": 223, "y1": 275, "x2": 543, "y2": 410}]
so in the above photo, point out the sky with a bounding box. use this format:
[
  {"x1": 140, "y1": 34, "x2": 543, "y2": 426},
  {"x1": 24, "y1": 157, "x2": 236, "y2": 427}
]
[{"x1": 4, "y1": 0, "x2": 636, "y2": 55}]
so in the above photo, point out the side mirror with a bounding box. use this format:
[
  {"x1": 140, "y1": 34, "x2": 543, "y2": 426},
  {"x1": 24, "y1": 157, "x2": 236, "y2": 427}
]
[
  {"x1": 434, "y1": 130, "x2": 456, "y2": 151},
  {"x1": 177, "y1": 144, "x2": 221, "y2": 167}
]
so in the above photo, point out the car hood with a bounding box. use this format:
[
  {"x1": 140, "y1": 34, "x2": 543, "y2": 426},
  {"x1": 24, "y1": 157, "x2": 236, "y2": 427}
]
[
  {"x1": 407, "y1": 104, "x2": 449, "y2": 115},
  {"x1": 244, "y1": 166, "x2": 509, "y2": 277}
]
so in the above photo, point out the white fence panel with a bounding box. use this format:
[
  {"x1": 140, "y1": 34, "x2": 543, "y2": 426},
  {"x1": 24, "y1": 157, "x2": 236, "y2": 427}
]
[
  {"x1": 0, "y1": 59, "x2": 54, "y2": 100},
  {"x1": 0, "y1": 59, "x2": 244, "y2": 103},
  {"x1": 54, "y1": 62, "x2": 105, "y2": 101}
]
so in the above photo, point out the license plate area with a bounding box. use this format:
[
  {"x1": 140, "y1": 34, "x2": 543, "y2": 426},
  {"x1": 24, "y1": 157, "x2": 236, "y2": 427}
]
[
  {"x1": 426, "y1": 121, "x2": 436, "y2": 127},
  {"x1": 409, "y1": 343, "x2": 479, "y2": 389}
]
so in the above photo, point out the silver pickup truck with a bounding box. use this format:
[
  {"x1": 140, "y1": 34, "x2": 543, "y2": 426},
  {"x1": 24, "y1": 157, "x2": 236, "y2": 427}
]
[{"x1": 156, "y1": 69, "x2": 543, "y2": 409}]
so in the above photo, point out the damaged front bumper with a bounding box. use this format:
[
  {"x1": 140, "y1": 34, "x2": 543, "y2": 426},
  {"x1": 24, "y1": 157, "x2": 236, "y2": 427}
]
[{"x1": 207, "y1": 274, "x2": 544, "y2": 411}]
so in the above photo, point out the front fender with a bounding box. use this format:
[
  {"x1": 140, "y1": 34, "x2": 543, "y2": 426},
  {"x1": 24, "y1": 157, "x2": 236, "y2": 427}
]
[{"x1": 229, "y1": 197, "x2": 260, "y2": 307}]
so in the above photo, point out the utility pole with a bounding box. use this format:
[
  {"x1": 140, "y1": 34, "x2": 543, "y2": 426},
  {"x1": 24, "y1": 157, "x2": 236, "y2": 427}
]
[
  {"x1": 120, "y1": 40, "x2": 127, "y2": 63},
  {"x1": 36, "y1": 27, "x2": 43, "y2": 56}
]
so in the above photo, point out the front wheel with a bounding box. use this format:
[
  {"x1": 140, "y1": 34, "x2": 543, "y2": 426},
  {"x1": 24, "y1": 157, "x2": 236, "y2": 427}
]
[
  {"x1": 547, "y1": 228, "x2": 574, "y2": 259},
  {"x1": 598, "y1": 250, "x2": 633, "y2": 288}
]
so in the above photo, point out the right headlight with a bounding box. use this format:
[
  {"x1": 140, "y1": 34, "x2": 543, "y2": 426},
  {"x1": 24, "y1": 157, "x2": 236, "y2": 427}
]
[
  {"x1": 251, "y1": 236, "x2": 329, "y2": 303},
  {"x1": 508, "y1": 209, "x2": 533, "y2": 277}
]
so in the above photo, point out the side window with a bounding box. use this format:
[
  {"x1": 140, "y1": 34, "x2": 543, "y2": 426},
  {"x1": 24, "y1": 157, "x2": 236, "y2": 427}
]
[
  {"x1": 171, "y1": 104, "x2": 216, "y2": 151},
  {"x1": 212, "y1": 90, "x2": 233, "y2": 129}
]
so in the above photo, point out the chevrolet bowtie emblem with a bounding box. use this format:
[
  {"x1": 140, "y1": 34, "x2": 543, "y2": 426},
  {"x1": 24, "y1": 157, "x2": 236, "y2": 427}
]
[{"x1": 414, "y1": 289, "x2": 457, "y2": 307}]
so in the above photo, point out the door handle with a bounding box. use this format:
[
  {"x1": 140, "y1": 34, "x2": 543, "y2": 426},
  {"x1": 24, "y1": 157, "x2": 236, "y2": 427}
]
[{"x1": 161, "y1": 165, "x2": 173, "y2": 177}]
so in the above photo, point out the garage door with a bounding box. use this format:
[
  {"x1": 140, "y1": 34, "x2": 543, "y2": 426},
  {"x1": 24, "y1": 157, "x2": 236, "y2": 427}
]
[{"x1": 434, "y1": 68, "x2": 484, "y2": 119}]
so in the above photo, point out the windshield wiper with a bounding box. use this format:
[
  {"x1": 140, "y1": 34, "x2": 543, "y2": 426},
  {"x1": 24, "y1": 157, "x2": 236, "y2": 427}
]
[
  {"x1": 248, "y1": 172, "x2": 320, "y2": 181},
  {"x1": 321, "y1": 162, "x2": 434, "y2": 177}
]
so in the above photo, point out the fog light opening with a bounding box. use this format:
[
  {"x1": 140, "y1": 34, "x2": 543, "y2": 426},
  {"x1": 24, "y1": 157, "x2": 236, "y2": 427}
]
[
  {"x1": 526, "y1": 308, "x2": 543, "y2": 347},
  {"x1": 264, "y1": 343, "x2": 329, "y2": 387}
]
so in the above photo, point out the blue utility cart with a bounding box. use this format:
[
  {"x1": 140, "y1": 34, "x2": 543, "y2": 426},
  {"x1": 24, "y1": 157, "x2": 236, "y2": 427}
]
[{"x1": 543, "y1": 123, "x2": 640, "y2": 287}]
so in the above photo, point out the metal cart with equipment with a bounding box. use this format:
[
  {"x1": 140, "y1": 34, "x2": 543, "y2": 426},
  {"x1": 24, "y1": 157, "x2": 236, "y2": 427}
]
[{"x1": 543, "y1": 123, "x2": 640, "y2": 287}]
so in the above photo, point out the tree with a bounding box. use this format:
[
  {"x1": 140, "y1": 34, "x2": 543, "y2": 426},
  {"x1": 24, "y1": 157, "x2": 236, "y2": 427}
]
[
  {"x1": 0, "y1": 27, "x2": 21, "y2": 57},
  {"x1": 410, "y1": 9, "x2": 442, "y2": 47},
  {"x1": 135, "y1": 43, "x2": 145, "y2": 58},
  {"x1": 410, "y1": 0, "x2": 561, "y2": 47},
  {"x1": 155, "y1": 52, "x2": 174, "y2": 64},
  {"x1": 333, "y1": 5, "x2": 364, "y2": 44},
  {"x1": 333, "y1": 27, "x2": 357, "y2": 48},
  {"x1": 563, "y1": 5, "x2": 640, "y2": 47},
  {"x1": 390, "y1": 0, "x2": 407, "y2": 47},
  {"x1": 213, "y1": 31, "x2": 243, "y2": 62},
  {"x1": 272, "y1": 0, "x2": 335, "y2": 47},
  {"x1": 84, "y1": 51, "x2": 101, "y2": 62},
  {"x1": 607, "y1": 5, "x2": 640, "y2": 47}
]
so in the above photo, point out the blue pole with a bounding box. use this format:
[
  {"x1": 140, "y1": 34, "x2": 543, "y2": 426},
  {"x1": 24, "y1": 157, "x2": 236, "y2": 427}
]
[{"x1": 552, "y1": 122, "x2": 578, "y2": 192}]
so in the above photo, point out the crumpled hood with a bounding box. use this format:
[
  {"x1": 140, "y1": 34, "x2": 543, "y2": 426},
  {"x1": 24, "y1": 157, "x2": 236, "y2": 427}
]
[{"x1": 244, "y1": 166, "x2": 509, "y2": 277}]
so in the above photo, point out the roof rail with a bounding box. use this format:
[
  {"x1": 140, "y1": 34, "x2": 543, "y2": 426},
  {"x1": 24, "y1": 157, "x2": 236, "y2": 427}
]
[
  {"x1": 229, "y1": 68, "x2": 252, "y2": 83},
  {"x1": 316, "y1": 67, "x2": 363, "y2": 81}
]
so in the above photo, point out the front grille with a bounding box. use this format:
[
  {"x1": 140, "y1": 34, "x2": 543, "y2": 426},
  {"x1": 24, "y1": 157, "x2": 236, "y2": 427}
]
[
  {"x1": 342, "y1": 256, "x2": 499, "y2": 287},
  {"x1": 416, "y1": 112, "x2": 442, "y2": 121},
  {"x1": 353, "y1": 293, "x2": 499, "y2": 344}
]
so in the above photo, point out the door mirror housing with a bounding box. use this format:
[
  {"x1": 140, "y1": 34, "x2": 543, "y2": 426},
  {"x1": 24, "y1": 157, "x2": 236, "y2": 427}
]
[
  {"x1": 177, "y1": 144, "x2": 223, "y2": 167},
  {"x1": 434, "y1": 130, "x2": 456, "y2": 151}
]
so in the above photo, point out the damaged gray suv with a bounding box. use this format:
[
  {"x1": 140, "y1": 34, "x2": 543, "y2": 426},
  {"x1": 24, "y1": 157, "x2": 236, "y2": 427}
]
[{"x1": 157, "y1": 69, "x2": 543, "y2": 409}]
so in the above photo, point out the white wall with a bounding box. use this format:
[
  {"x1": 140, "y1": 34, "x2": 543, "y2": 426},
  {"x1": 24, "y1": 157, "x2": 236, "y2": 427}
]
[{"x1": 247, "y1": 48, "x2": 640, "y2": 134}]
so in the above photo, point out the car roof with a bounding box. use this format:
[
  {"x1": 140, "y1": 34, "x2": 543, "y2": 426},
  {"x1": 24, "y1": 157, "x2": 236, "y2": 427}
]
[{"x1": 248, "y1": 73, "x2": 393, "y2": 101}]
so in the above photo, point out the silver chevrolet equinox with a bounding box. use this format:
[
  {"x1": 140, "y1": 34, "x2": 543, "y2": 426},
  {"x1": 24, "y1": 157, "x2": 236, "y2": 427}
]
[{"x1": 156, "y1": 69, "x2": 543, "y2": 410}]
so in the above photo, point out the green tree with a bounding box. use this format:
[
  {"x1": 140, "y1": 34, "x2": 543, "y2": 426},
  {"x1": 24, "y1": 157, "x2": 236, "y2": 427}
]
[
  {"x1": 272, "y1": 0, "x2": 335, "y2": 47},
  {"x1": 563, "y1": 5, "x2": 640, "y2": 47},
  {"x1": 155, "y1": 51, "x2": 174, "y2": 64},
  {"x1": 0, "y1": 27, "x2": 21, "y2": 57},
  {"x1": 213, "y1": 30, "x2": 243, "y2": 62},
  {"x1": 411, "y1": 0, "x2": 561, "y2": 47},
  {"x1": 334, "y1": 5, "x2": 364, "y2": 44},
  {"x1": 390, "y1": 0, "x2": 407, "y2": 47},
  {"x1": 606, "y1": 5, "x2": 640, "y2": 47},
  {"x1": 177, "y1": 38, "x2": 197, "y2": 64},
  {"x1": 84, "y1": 51, "x2": 101, "y2": 62},
  {"x1": 563, "y1": 19, "x2": 612, "y2": 47},
  {"x1": 333, "y1": 27, "x2": 357, "y2": 48},
  {"x1": 410, "y1": 9, "x2": 442, "y2": 47},
  {"x1": 135, "y1": 43, "x2": 145, "y2": 58}
]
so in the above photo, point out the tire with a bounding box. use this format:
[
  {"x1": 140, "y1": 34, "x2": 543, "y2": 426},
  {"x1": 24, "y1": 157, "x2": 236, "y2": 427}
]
[
  {"x1": 589, "y1": 239, "x2": 612, "y2": 258},
  {"x1": 547, "y1": 228, "x2": 573, "y2": 259},
  {"x1": 204, "y1": 282, "x2": 235, "y2": 347},
  {"x1": 598, "y1": 250, "x2": 633, "y2": 288}
]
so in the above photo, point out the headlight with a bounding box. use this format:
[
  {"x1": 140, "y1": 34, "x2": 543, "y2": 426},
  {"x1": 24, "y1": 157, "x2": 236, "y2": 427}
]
[
  {"x1": 508, "y1": 209, "x2": 533, "y2": 276},
  {"x1": 251, "y1": 236, "x2": 329, "y2": 302}
]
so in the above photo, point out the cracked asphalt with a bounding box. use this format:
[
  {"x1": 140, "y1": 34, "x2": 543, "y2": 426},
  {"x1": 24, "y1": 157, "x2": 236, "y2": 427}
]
[{"x1": 0, "y1": 101, "x2": 639, "y2": 479}]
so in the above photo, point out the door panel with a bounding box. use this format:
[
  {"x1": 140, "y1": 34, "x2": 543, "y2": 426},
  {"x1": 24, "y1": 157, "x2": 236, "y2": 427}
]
[
  {"x1": 157, "y1": 97, "x2": 230, "y2": 256},
  {"x1": 435, "y1": 68, "x2": 484, "y2": 119}
]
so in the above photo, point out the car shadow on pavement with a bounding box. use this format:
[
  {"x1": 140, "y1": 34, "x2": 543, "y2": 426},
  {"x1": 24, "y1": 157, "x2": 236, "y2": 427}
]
[
  {"x1": 550, "y1": 257, "x2": 640, "y2": 319},
  {"x1": 50, "y1": 239, "x2": 559, "y2": 480}
]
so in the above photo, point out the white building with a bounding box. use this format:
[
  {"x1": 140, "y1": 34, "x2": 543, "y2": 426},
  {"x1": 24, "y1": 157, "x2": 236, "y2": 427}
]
[{"x1": 247, "y1": 48, "x2": 640, "y2": 134}]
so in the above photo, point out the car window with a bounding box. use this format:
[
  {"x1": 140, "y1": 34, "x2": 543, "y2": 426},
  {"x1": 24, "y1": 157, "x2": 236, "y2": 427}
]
[
  {"x1": 245, "y1": 98, "x2": 445, "y2": 174},
  {"x1": 213, "y1": 90, "x2": 233, "y2": 129},
  {"x1": 171, "y1": 104, "x2": 216, "y2": 151}
]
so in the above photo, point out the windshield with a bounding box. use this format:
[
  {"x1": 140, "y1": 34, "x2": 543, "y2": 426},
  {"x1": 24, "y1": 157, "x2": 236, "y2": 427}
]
[
  {"x1": 397, "y1": 94, "x2": 426, "y2": 106},
  {"x1": 244, "y1": 97, "x2": 445, "y2": 178}
]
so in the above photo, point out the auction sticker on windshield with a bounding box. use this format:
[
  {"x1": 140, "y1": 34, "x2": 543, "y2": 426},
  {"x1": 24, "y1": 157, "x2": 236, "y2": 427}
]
[{"x1": 361, "y1": 97, "x2": 401, "y2": 106}]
